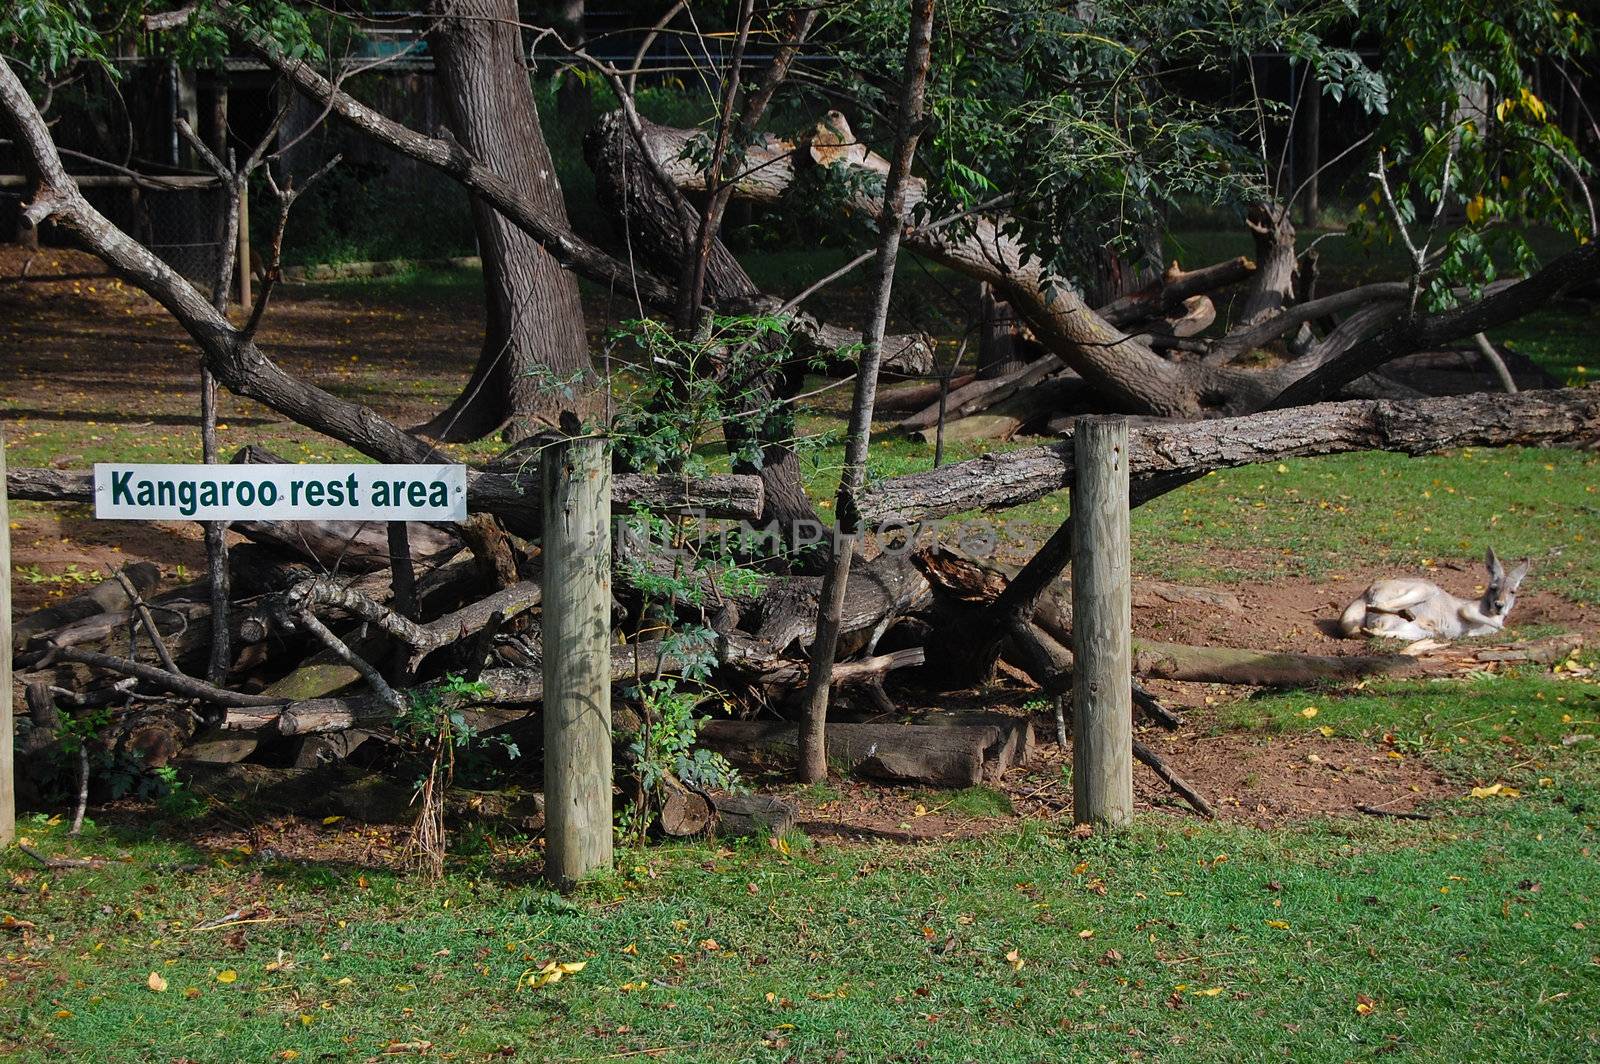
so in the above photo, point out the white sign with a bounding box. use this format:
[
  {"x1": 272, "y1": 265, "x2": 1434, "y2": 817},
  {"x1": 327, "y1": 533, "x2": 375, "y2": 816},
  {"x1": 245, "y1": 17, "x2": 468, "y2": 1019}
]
[{"x1": 94, "y1": 463, "x2": 468, "y2": 522}]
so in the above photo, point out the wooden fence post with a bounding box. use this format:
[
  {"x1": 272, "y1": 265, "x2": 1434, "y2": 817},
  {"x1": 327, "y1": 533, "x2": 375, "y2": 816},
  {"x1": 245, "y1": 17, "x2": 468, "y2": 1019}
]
[
  {"x1": 541, "y1": 437, "x2": 613, "y2": 888},
  {"x1": 1071, "y1": 415, "x2": 1133, "y2": 829},
  {"x1": 1, "y1": 432, "x2": 14, "y2": 846},
  {"x1": 236, "y1": 179, "x2": 251, "y2": 308}
]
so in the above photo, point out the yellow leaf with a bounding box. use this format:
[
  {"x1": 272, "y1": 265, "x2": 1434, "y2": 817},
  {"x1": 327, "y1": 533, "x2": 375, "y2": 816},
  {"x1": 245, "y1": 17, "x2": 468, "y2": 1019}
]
[
  {"x1": 1301, "y1": 707, "x2": 1319, "y2": 719},
  {"x1": 1072, "y1": 861, "x2": 1089, "y2": 876},
  {"x1": 147, "y1": 971, "x2": 168, "y2": 993},
  {"x1": 299, "y1": 1014, "x2": 314, "y2": 1027},
  {"x1": 1078, "y1": 928, "x2": 1094, "y2": 939},
  {"x1": 216, "y1": 970, "x2": 238, "y2": 984},
  {"x1": 334, "y1": 977, "x2": 353, "y2": 986},
  {"x1": 1265, "y1": 919, "x2": 1290, "y2": 930},
  {"x1": 278, "y1": 1052, "x2": 301, "y2": 1061},
  {"x1": 1470, "y1": 783, "x2": 1504, "y2": 799},
  {"x1": 1318, "y1": 726, "x2": 1334, "y2": 738},
  {"x1": 183, "y1": 987, "x2": 201, "y2": 1000},
  {"x1": 558, "y1": 961, "x2": 587, "y2": 974},
  {"x1": 620, "y1": 981, "x2": 649, "y2": 992},
  {"x1": 1466, "y1": 195, "x2": 1486, "y2": 224},
  {"x1": 321, "y1": 815, "x2": 343, "y2": 826},
  {"x1": 54, "y1": 1009, "x2": 73, "y2": 1018},
  {"x1": 912, "y1": 804, "x2": 928, "y2": 817},
  {"x1": 621, "y1": 943, "x2": 638, "y2": 955},
  {"x1": 1192, "y1": 986, "x2": 1225, "y2": 997}
]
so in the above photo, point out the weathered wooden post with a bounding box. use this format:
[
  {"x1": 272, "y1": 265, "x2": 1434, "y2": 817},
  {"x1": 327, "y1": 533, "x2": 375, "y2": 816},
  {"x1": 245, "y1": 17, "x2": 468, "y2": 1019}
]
[
  {"x1": 1071, "y1": 415, "x2": 1133, "y2": 829},
  {"x1": 236, "y1": 179, "x2": 251, "y2": 308},
  {"x1": 541, "y1": 437, "x2": 612, "y2": 888},
  {"x1": 1, "y1": 432, "x2": 14, "y2": 845}
]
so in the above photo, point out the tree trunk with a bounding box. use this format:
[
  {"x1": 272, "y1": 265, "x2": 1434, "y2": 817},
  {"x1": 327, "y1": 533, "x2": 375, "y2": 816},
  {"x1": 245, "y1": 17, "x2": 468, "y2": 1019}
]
[
  {"x1": 417, "y1": 0, "x2": 591, "y2": 442},
  {"x1": 796, "y1": 0, "x2": 936, "y2": 783}
]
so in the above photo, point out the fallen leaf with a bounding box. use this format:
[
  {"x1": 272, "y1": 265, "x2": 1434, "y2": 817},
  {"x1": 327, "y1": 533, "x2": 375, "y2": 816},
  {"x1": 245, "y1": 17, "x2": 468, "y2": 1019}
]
[
  {"x1": 1191, "y1": 986, "x2": 1224, "y2": 997},
  {"x1": 146, "y1": 971, "x2": 168, "y2": 993},
  {"x1": 216, "y1": 970, "x2": 238, "y2": 984},
  {"x1": 321, "y1": 815, "x2": 343, "y2": 826},
  {"x1": 1355, "y1": 993, "x2": 1376, "y2": 1016},
  {"x1": 1005, "y1": 949, "x2": 1024, "y2": 971},
  {"x1": 1265, "y1": 919, "x2": 1290, "y2": 930},
  {"x1": 1078, "y1": 929, "x2": 1094, "y2": 939}
]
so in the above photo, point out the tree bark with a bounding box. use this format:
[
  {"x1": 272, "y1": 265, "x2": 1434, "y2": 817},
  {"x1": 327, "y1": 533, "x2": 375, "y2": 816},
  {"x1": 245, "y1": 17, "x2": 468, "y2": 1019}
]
[
  {"x1": 797, "y1": 0, "x2": 936, "y2": 783},
  {"x1": 417, "y1": 0, "x2": 592, "y2": 442},
  {"x1": 861, "y1": 385, "x2": 1600, "y2": 525}
]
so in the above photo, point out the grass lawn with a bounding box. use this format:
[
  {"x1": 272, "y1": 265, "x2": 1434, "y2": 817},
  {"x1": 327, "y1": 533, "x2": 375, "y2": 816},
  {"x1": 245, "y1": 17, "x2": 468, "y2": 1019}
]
[{"x1": 5, "y1": 666, "x2": 1597, "y2": 1062}]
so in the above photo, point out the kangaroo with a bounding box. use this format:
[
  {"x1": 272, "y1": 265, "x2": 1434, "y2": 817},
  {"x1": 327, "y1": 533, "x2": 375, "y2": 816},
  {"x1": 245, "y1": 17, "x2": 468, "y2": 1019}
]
[{"x1": 1339, "y1": 548, "x2": 1530, "y2": 641}]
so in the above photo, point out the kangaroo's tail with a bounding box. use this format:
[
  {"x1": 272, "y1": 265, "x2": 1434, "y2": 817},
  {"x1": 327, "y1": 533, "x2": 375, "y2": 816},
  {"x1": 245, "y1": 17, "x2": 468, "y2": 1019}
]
[{"x1": 1338, "y1": 597, "x2": 1368, "y2": 638}]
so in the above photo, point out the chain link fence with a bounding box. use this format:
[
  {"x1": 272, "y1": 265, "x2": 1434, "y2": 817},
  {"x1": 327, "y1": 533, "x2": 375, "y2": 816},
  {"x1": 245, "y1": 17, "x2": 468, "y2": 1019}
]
[{"x1": 3, "y1": 175, "x2": 228, "y2": 287}]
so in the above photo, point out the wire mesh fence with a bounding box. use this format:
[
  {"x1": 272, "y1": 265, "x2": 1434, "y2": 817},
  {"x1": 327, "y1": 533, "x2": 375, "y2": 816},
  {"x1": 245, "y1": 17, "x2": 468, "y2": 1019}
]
[
  {"x1": 87, "y1": 180, "x2": 229, "y2": 286},
  {"x1": 2, "y1": 175, "x2": 228, "y2": 287}
]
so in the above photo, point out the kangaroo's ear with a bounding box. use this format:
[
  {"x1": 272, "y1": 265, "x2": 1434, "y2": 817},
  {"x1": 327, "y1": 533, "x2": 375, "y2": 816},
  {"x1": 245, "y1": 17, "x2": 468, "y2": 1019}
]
[
  {"x1": 1508, "y1": 560, "x2": 1531, "y2": 588},
  {"x1": 1485, "y1": 547, "x2": 1503, "y2": 580}
]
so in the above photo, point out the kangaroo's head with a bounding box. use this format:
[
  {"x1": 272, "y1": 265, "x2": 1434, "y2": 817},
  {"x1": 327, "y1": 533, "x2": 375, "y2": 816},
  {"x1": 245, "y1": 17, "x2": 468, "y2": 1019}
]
[{"x1": 1484, "y1": 547, "x2": 1532, "y2": 617}]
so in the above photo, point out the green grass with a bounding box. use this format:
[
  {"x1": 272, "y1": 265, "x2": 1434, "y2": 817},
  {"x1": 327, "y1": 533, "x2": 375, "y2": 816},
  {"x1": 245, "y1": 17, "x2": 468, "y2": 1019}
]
[
  {"x1": 915, "y1": 785, "x2": 1016, "y2": 818},
  {"x1": 1220, "y1": 670, "x2": 1600, "y2": 784},
  {"x1": 9, "y1": 670, "x2": 1599, "y2": 1061},
  {"x1": 1496, "y1": 306, "x2": 1600, "y2": 387}
]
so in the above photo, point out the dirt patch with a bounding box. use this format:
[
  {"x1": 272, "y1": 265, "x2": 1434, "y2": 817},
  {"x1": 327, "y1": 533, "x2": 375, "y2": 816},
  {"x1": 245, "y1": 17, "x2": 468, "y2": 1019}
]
[
  {"x1": 772, "y1": 709, "x2": 1452, "y2": 840},
  {"x1": 1131, "y1": 564, "x2": 1599, "y2": 659},
  {"x1": 7, "y1": 514, "x2": 208, "y2": 616}
]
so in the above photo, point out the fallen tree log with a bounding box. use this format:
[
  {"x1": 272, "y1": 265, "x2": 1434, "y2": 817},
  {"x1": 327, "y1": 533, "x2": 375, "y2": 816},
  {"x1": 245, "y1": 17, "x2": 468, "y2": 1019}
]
[
  {"x1": 1097, "y1": 257, "x2": 1257, "y2": 327},
  {"x1": 699, "y1": 719, "x2": 1028, "y2": 787},
  {"x1": 11, "y1": 561, "x2": 160, "y2": 650},
  {"x1": 863, "y1": 386, "x2": 1600, "y2": 523},
  {"x1": 233, "y1": 518, "x2": 462, "y2": 573},
  {"x1": 907, "y1": 377, "x2": 1090, "y2": 445},
  {"x1": 875, "y1": 373, "x2": 977, "y2": 411},
  {"x1": 1128, "y1": 639, "x2": 1419, "y2": 686},
  {"x1": 227, "y1": 630, "x2": 926, "y2": 736},
  {"x1": 752, "y1": 553, "x2": 932, "y2": 655},
  {"x1": 40, "y1": 643, "x2": 288, "y2": 707},
  {"x1": 898, "y1": 356, "x2": 1063, "y2": 432}
]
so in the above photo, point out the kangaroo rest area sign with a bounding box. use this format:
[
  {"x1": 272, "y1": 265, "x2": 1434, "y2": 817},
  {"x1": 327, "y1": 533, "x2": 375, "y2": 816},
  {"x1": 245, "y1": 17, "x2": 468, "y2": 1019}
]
[{"x1": 93, "y1": 463, "x2": 468, "y2": 522}]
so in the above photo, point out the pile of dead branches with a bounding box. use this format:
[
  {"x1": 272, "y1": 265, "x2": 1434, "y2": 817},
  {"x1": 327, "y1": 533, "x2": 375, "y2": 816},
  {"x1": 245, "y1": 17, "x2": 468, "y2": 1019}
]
[{"x1": 9, "y1": 386, "x2": 1594, "y2": 838}]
